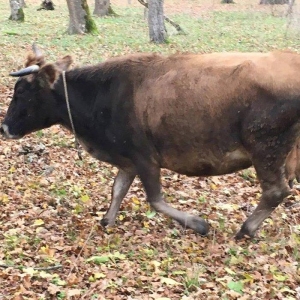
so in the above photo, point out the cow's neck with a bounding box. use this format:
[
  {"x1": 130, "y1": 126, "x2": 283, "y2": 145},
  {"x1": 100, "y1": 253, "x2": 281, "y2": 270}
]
[
  {"x1": 56, "y1": 71, "x2": 100, "y2": 135},
  {"x1": 54, "y1": 70, "x2": 128, "y2": 166}
]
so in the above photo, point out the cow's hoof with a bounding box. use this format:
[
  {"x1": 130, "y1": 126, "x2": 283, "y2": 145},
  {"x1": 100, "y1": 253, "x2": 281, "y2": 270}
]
[
  {"x1": 188, "y1": 217, "x2": 209, "y2": 236},
  {"x1": 100, "y1": 218, "x2": 113, "y2": 227},
  {"x1": 235, "y1": 229, "x2": 253, "y2": 240}
]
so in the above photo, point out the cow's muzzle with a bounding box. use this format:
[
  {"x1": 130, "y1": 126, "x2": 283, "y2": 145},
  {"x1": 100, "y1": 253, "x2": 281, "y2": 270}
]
[{"x1": 0, "y1": 124, "x2": 20, "y2": 139}]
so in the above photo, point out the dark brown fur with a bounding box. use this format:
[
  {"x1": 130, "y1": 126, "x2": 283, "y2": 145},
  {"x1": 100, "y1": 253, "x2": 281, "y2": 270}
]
[{"x1": 3, "y1": 49, "x2": 300, "y2": 239}]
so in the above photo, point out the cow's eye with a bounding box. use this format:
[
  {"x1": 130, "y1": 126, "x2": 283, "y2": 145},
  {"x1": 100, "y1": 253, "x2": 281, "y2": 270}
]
[{"x1": 17, "y1": 87, "x2": 24, "y2": 95}]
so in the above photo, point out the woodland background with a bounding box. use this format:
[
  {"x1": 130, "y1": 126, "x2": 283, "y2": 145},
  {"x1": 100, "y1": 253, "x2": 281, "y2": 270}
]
[{"x1": 0, "y1": 0, "x2": 300, "y2": 299}]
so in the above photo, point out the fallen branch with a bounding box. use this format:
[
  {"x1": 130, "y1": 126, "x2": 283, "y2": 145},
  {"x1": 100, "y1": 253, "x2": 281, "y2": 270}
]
[
  {"x1": 137, "y1": 0, "x2": 186, "y2": 35},
  {"x1": 67, "y1": 220, "x2": 95, "y2": 277},
  {"x1": 0, "y1": 264, "x2": 62, "y2": 271}
]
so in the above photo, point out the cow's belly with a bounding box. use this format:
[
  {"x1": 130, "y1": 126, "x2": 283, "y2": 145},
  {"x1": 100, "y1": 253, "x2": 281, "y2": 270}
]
[
  {"x1": 78, "y1": 138, "x2": 133, "y2": 169},
  {"x1": 79, "y1": 138, "x2": 112, "y2": 162},
  {"x1": 160, "y1": 148, "x2": 252, "y2": 176}
]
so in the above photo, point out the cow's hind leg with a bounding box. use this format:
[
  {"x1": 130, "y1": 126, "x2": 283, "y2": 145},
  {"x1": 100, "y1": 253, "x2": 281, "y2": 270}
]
[
  {"x1": 100, "y1": 168, "x2": 136, "y2": 227},
  {"x1": 235, "y1": 165, "x2": 290, "y2": 240},
  {"x1": 137, "y1": 162, "x2": 209, "y2": 235}
]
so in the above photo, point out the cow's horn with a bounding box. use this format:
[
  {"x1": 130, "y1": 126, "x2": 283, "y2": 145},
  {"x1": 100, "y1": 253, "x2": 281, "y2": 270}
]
[
  {"x1": 9, "y1": 65, "x2": 40, "y2": 77},
  {"x1": 32, "y1": 43, "x2": 43, "y2": 58}
]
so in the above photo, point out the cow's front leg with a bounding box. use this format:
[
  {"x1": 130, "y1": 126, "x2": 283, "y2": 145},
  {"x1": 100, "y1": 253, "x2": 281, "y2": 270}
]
[
  {"x1": 137, "y1": 160, "x2": 209, "y2": 235},
  {"x1": 100, "y1": 168, "x2": 136, "y2": 227}
]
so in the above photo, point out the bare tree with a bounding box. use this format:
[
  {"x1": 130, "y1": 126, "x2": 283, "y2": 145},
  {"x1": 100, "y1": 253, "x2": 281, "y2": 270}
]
[
  {"x1": 148, "y1": 0, "x2": 166, "y2": 43},
  {"x1": 66, "y1": 0, "x2": 98, "y2": 34},
  {"x1": 138, "y1": 0, "x2": 185, "y2": 34},
  {"x1": 9, "y1": 0, "x2": 25, "y2": 21},
  {"x1": 94, "y1": 0, "x2": 117, "y2": 17},
  {"x1": 94, "y1": 0, "x2": 109, "y2": 16},
  {"x1": 286, "y1": 0, "x2": 295, "y2": 15}
]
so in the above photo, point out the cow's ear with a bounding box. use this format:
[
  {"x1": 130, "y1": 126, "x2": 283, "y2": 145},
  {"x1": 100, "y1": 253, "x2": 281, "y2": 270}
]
[
  {"x1": 55, "y1": 55, "x2": 73, "y2": 71},
  {"x1": 25, "y1": 53, "x2": 46, "y2": 67},
  {"x1": 38, "y1": 64, "x2": 60, "y2": 88}
]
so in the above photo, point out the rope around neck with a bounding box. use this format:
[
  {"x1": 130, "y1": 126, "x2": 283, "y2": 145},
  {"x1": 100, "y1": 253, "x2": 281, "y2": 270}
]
[{"x1": 62, "y1": 71, "x2": 82, "y2": 160}]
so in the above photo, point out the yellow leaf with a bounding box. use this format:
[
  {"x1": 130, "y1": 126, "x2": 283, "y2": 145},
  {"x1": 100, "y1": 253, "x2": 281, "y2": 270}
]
[
  {"x1": 40, "y1": 245, "x2": 49, "y2": 253},
  {"x1": 143, "y1": 221, "x2": 149, "y2": 228},
  {"x1": 243, "y1": 273, "x2": 254, "y2": 283},
  {"x1": 0, "y1": 194, "x2": 9, "y2": 203},
  {"x1": 81, "y1": 194, "x2": 90, "y2": 202},
  {"x1": 225, "y1": 267, "x2": 236, "y2": 275},
  {"x1": 210, "y1": 183, "x2": 217, "y2": 190},
  {"x1": 9, "y1": 166, "x2": 16, "y2": 173},
  {"x1": 33, "y1": 219, "x2": 44, "y2": 226},
  {"x1": 229, "y1": 256, "x2": 243, "y2": 265},
  {"x1": 23, "y1": 267, "x2": 37, "y2": 276},
  {"x1": 39, "y1": 271, "x2": 54, "y2": 278},
  {"x1": 273, "y1": 274, "x2": 287, "y2": 282},
  {"x1": 94, "y1": 272, "x2": 106, "y2": 279},
  {"x1": 131, "y1": 196, "x2": 140, "y2": 204},
  {"x1": 161, "y1": 277, "x2": 181, "y2": 286},
  {"x1": 119, "y1": 214, "x2": 124, "y2": 221}
]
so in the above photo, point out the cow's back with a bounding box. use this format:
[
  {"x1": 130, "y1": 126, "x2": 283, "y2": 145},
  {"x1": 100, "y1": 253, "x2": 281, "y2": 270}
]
[{"x1": 131, "y1": 51, "x2": 300, "y2": 176}]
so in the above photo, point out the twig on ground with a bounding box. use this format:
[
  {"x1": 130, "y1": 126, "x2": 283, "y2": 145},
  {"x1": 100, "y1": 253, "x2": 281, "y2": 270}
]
[
  {"x1": 67, "y1": 220, "x2": 96, "y2": 277},
  {"x1": 0, "y1": 264, "x2": 62, "y2": 271}
]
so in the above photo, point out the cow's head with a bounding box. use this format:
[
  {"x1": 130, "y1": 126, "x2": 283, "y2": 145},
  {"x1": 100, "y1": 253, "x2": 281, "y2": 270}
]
[{"x1": 0, "y1": 44, "x2": 73, "y2": 139}]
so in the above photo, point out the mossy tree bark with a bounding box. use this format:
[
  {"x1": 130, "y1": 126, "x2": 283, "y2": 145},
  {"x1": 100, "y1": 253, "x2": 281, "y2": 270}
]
[
  {"x1": 9, "y1": 0, "x2": 25, "y2": 21},
  {"x1": 94, "y1": 0, "x2": 118, "y2": 17},
  {"x1": 66, "y1": 0, "x2": 98, "y2": 34},
  {"x1": 148, "y1": 0, "x2": 167, "y2": 43}
]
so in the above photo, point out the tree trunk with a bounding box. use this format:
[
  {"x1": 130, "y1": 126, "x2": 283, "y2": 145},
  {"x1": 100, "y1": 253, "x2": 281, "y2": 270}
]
[
  {"x1": 286, "y1": 0, "x2": 295, "y2": 16},
  {"x1": 94, "y1": 0, "x2": 109, "y2": 16},
  {"x1": 148, "y1": 0, "x2": 166, "y2": 43},
  {"x1": 9, "y1": 0, "x2": 25, "y2": 21},
  {"x1": 94, "y1": 0, "x2": 118, "y2": 17},
  {"x1": 66, "y1": 0, "x2": 98, "y2": 34},
  {"x1": 260, "y1": 0, "x2": 288, "y2": 4}
]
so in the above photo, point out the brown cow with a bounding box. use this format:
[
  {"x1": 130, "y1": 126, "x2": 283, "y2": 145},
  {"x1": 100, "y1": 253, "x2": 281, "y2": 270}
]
[{"x1": 1, "y1": 46, "x2": 300, "y2": 240}]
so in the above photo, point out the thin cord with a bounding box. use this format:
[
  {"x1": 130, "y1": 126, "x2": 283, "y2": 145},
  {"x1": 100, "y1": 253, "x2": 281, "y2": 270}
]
[{"x1": 62, "y1": 71, "x2": 82, "y2": 160}]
